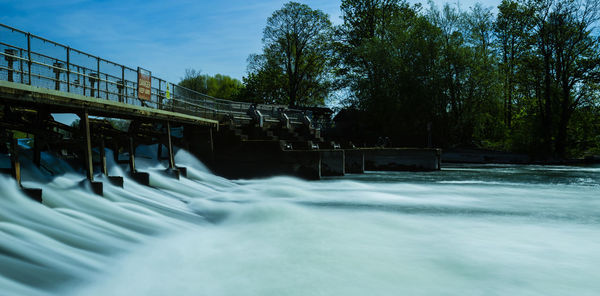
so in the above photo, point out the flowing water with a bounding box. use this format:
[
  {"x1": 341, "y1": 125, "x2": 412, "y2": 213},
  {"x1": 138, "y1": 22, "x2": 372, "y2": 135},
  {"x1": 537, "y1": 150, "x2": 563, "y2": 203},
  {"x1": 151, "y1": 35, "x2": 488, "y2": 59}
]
[{"x1": 1, "y1": 146, "x2": 599, "y2": 296}]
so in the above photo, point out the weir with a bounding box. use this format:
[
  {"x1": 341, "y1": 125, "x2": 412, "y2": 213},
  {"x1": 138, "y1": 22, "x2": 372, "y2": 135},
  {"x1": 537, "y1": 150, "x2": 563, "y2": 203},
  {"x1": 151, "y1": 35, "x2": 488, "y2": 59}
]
[{"x1": 0, "y1": 23, "x2": 441, "y2": 201}]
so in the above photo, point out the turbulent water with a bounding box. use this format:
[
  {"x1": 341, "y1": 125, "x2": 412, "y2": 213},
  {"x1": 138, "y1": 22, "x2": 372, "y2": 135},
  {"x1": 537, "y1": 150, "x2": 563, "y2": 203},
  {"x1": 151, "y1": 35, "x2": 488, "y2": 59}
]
[{"x1": 1, "y1": 146, "x2": 599, "y2": 296}]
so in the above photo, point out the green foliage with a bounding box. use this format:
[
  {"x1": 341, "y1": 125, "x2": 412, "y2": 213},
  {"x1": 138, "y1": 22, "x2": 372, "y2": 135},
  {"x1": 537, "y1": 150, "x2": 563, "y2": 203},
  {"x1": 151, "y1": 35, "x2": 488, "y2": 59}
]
[
  {"x1": 244, "y1": 2, "x2": 334, "y2": 107},
  {"x1": 179, "y1": 69, "x2": 244, "y2": 101},
  {"x1": 330, "y1": 0, "x2": 600, "y2": 157},
  {"x1": 237, "y1": 0, "x2": 600, "y2": 158}
]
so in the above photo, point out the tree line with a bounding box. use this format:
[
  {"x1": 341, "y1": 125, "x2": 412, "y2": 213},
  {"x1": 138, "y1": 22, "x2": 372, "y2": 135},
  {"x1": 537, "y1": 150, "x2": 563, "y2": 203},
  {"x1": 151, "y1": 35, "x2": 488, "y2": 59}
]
[{"x1": 180, "y1": 0, "x2": 600, "y2": 159}]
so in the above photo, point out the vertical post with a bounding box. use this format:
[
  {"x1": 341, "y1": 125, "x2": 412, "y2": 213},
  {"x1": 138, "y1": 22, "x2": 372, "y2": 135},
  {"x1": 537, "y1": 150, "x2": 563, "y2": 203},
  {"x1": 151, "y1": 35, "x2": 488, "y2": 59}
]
[
  {"x1": 4, "y1": 49, "x2": 15, "y2": 82},
  {"x1": 100, "y1": 137, "x2": 107, "y2": 176},
  {"x1": 80, "y1": 110, "x2": 94, "y2": 181},
  {"x1": 121, "y1": 66, "x2": 126, "y2": 103},
  {"x1": 105, "y1": 73, "x2": 109, "y2": 100},
  {"x1": 66, "y1": 47, "x2": 70, "y2": 92},
  {"x1": 82, "y1": 66, "x2": 86, "y2": 95},
  {"x1": 158, "y1": 80, "x2": 162, "y2": 109},
  {"x1": 19, "y1": 49, "x2": 24, "y2": 83},
  {"x1": 96, "y1": 57, "x2": 101, "y2": 98},
  {"x1": 117, "y1": 80, "x2": 124, "y2": 103},
  {"x1": 53, "y1": 62, "x2": 63, "y2": 91},
  {"x1": 10, "y1": 138, "x2": 21, "y2": 187},
  {"x1": 166, "y1": 121, "x2": 175, "y2": 169},
  {"x1": 128, "y1": 137, "x2": 136, "y2": 173},
  {"x1": 27, "y1": 33, "x2": 31, "y2": 85}
]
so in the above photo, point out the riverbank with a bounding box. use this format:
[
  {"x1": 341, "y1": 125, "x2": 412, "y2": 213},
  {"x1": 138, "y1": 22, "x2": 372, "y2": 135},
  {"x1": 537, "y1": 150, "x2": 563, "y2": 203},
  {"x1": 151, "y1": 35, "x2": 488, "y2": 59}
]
[{"x1": 442, "y1": 148, "x2": 600, "y2": 165}]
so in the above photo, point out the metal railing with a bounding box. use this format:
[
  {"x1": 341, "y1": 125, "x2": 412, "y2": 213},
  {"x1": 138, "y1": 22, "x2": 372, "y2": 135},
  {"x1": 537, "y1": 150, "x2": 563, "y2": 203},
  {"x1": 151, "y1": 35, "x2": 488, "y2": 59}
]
[{"x1": 0, "y1": 23, "x2": 314, "y2": 125}]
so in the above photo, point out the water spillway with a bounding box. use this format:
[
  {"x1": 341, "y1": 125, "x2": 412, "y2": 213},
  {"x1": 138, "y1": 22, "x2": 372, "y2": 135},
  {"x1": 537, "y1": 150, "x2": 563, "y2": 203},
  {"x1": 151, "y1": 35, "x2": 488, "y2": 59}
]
[{"x1": 1, "y1": 146, "x2": 599, "y2": 295}]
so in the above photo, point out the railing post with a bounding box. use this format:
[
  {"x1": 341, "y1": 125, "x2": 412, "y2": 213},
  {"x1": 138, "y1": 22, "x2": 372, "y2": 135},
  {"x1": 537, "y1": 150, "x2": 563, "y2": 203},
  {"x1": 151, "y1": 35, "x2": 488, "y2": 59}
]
[
  {"x1": 82, "y1": 66, "x2": 86, "y2": 95},
  {"x1": 66, "y1": 47, "x2": 70, "y2": 92},
  {"x1": 53, "y1": 62, "x2": 63, "y2": 91},
  {"x1": 105, "y1": 73, "x2": 109, "y2": 100},
  {"x1": 3, "y1": 49, "x2": 16, "y2": 82},
  {"x1": 158, "y1": 80, "x2": 162, "y2": 109},
  {"x1": 19, "y1": 49, "x2": 24, "y2": 83},
  {"x1": 89, "y1": 73, "x2": 97, "y2": 97},
  {"x1": 117, "y1": 80, "x2": 124, "y2": 103},
  {"x1": 121, "y1": 66, "x2": 126, "y2": 103},
  {"x1": 96, "y1": 57, "x2": 100, "y2": 98},
  {"x1": 27, "y1": 33, "x2": 31, "y2": 85}
]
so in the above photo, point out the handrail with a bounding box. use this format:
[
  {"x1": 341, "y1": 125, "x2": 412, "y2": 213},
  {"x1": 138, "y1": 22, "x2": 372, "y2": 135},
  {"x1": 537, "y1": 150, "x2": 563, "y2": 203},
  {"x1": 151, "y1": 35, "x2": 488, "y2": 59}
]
[{"x1": 0, "y1": 23, "x2": 318, "y2": 125}]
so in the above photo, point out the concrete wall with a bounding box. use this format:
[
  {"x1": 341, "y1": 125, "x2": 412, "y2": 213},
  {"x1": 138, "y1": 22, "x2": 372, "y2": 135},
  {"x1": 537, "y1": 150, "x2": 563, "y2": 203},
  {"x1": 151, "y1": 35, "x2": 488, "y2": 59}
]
[
  {"x1": 320, "y1": 150, "x2": 345, "y2": 177},
  {"x1": 344, "y1": 149, "x2": 364, "y2": 174},
  {"x1": 363, "y1": 148, "x2": 441, "y2": 171},
  {"x1": 208, "y1": 140, "x2": 321, "y2": 180}
]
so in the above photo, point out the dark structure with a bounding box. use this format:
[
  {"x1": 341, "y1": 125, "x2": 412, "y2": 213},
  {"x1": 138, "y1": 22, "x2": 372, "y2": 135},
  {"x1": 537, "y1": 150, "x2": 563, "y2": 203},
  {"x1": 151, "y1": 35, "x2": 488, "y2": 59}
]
[{"x1": 0, "y1": 24, "x2": 441, "y2": 202}]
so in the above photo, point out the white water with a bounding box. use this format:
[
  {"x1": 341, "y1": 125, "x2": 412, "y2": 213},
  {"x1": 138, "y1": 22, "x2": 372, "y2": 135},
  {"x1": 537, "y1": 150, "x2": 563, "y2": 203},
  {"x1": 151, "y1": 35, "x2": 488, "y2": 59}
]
[{"x1": 1, "y1": 147, "x2": 599, "y2": 295}]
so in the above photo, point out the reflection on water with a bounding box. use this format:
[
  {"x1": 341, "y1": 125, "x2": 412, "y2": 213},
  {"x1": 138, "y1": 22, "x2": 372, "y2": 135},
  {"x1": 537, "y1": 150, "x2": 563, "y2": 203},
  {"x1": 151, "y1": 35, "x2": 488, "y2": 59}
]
[{"x1": 0, "y1": 148, "x2": 599, "y2": 296}]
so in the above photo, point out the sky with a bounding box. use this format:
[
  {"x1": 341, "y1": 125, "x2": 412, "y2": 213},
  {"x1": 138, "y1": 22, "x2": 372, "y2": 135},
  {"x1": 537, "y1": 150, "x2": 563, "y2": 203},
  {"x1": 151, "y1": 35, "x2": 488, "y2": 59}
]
[{"x1": 1, "y1": 0, "x2": 501, "y2": 83}]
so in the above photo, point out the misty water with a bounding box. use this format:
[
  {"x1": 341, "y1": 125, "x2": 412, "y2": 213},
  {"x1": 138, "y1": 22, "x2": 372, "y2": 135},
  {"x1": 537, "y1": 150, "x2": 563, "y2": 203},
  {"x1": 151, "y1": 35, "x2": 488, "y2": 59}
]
[{"x1": 1, "y1": 146, "x2": 599, "y2": 295}]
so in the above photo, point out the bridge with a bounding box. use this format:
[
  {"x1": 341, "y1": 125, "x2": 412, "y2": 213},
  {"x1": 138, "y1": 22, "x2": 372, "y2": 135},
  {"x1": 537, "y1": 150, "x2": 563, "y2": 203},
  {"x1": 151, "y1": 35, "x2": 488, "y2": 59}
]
[{"x1": 0, "y1": 23, "x2": 441, "y2": 200}]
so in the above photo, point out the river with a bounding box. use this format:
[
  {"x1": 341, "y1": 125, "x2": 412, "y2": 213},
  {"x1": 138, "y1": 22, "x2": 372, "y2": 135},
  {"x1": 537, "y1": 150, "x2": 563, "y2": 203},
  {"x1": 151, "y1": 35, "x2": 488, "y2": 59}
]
[{"x1": 1, "y1": 147, "x2": 599, "y2": 295}]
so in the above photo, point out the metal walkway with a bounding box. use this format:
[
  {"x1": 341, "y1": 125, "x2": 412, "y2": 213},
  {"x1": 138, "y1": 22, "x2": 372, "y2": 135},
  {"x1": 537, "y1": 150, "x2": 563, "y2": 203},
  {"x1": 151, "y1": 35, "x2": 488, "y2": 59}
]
[{"x1": 0, "y1": 23, "x2": 308, "y2": 126}]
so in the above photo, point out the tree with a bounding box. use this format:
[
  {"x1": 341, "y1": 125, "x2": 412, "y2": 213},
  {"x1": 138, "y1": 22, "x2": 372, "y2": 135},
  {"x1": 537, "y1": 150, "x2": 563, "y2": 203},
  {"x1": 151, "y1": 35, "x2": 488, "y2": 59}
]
[
  {"x1": 245, "y1": 2, "x2": 334, "y2": 107},
  {"x1": 179, "y1": 69, "x2": 244, "y2": 101}
]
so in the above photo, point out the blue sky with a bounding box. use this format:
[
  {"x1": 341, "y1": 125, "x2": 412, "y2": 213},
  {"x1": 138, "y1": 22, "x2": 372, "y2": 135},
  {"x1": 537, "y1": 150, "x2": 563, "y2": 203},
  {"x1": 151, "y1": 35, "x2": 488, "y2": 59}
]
[{"x1": 1, "y1": 0, "x2": 501, "y2": 83}]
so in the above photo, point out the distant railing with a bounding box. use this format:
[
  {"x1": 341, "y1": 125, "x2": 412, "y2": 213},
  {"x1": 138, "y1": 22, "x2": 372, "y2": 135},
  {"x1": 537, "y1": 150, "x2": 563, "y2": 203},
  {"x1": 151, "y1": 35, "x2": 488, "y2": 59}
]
[{"x1": 0, "y1": 23, "x2": 316, "y2": 125}]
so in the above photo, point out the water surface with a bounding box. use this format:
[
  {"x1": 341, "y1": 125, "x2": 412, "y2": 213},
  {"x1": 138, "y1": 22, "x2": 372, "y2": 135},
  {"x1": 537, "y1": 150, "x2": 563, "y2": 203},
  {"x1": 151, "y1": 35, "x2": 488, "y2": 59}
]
[{"x1": 1, "y1": 150, "x2": 599, "y2": 295}]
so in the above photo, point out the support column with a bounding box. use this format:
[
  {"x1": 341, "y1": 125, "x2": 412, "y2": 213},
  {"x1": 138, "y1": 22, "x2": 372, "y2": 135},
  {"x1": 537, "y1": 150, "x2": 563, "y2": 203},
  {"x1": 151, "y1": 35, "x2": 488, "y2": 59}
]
[
  {"x1": 128, "y1": 137, "x2": 136, "y2": 173},
  {"x1": 100, "y1": 137, "x2": 107, "y2": 176},
  {"x1": 80, "y1": 111, "x2": 94, "y2": 181},
  {"x1": 166, "y1": 121, "x2": 175, "y2": 169},
  {"x1": 10, "y1": 138, "x2": 21, "y2": 187}
]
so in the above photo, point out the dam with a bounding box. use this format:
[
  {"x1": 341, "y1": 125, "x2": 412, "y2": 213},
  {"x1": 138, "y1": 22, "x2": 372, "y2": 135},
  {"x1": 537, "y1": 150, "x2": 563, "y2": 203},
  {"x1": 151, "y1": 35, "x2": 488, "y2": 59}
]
[
  {"x1": 0, "y1": 23, "x2": 440, "y2": 200},
  {"x1": 1, "y1": 23, "x2": 599, "y2": 296}
]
